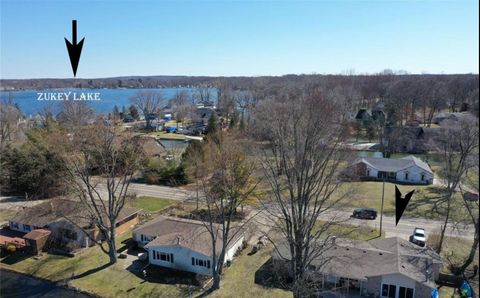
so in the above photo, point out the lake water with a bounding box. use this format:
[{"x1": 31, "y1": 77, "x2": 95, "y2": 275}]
[{"x1": 0, "y1": 88, "x2": 217, "y2": 118}]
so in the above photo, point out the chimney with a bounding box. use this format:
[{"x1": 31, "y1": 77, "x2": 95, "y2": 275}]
[{"x1": 176, "y1": 236, "x2": 181, "y2": 245}]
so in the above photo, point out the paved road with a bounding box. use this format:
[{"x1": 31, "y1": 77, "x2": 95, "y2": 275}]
[{"x1": 2, "y1": 182, "x2": 475, "y2": 241}]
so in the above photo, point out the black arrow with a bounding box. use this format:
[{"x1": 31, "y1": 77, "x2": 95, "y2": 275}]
[
  {"x1": 65, "y1": 20, "x2": 85, "y2": 77},
  {"x1": 395, "y1": 186, "x2": 414, "y2": 226}
]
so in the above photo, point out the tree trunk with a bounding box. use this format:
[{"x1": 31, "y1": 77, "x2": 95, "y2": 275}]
[
  {"x1": 458, "y1": 228, "x2": 479, "y2": 275},
  {"x1": 108, "y1": 226, "x2": 117, "y2": 264},
  {"x1": 212, "y1": 273, "x2": 221, "y2": 290},
  {"x1": 437, "y1": 197, "x2": 451, "y2": 253}
]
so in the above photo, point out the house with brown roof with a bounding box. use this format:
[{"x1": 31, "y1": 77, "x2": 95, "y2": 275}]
[
  {"x1": 266, "y1": 237, "x2": 442, "y2": 298},
  {"x1": 8, "y1": 198, "x2": 140, "y2": 252},
  {"x1": 132, "y1": 216, "x2": 245, "y2": 276}
]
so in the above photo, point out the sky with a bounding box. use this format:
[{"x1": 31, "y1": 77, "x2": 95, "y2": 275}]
[{"x1": 0, "y1": 0, "x2": 478, "y2": 79}]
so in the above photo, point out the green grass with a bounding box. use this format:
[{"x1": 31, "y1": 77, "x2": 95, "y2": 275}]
[
  {"x1": 336, "y1": 181, "x2": 468, "y2": 221},
  {"x1": 150, "y1": 131, "x2": 187, "y2": 140},
  {"x1": 127, "y1": 196, "x2": 176, "y2": 213},
  {"x1": 0, "y1": 230, "x2": 186, "y2": 298},
  {"x1": 0, "y1": 209, "x2": 17, "y2": 223},
  {"x1": 211, "y1": 247, "x2": 292, "y2": 298},
  {"x1": 315, "y1": 220, "x2": 383, "y2": 241}
]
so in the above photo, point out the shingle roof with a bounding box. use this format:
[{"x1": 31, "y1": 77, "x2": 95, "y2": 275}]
[
  {"x1": 355, "y1": 155, "x2": 432, "y2": 174},
  {"x1": 9, "y1": 198, "x2": 140, "y2": 229},
  {"x1": 137, "y1": 216, "x2": 243, "y2": 257},
  {"x1": 274, "y1": 237, "x2": 441, "y2": 288},
  {"x1": 23, "y1": 229, "x2": 51, "y2": 240}
]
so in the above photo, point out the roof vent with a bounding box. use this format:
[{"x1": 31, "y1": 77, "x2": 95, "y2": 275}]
[{"x1": 379, "y1": 252, "x2": 383, "y2": 255}]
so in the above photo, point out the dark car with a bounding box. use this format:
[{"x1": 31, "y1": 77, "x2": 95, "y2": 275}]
[
  {"x1": 352, "y1": 208, "x2": 377, "y2": 220},
  {"x1": 123, "y1": 115, "x2": 134, "y2": 123}
]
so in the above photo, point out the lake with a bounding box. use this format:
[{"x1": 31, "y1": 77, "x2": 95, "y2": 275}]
[{"x1": 0, "y1": 88, "x2": 217, "y2": 118}]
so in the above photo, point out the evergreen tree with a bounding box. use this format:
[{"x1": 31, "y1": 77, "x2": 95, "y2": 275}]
[
  {"x1": 207, "y1": 112, "x2": 218, "y2": 134},
  {"x1": 129, "y1": 105, "x2": 140, "y2": 120}
]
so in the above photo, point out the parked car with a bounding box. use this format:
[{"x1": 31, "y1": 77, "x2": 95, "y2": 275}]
[
  {"x1": 351, "y1": 208, "x2": 377, "y2": 220},
  {"x1": 463, "y1": 192, "x2": 479, "y2": 202},
  {"x1": 123, "y1": 115, "x2": 134, "y2": 123},
  {"x1": 410, "y1": 228, "x2": 426, "y2": 247}
]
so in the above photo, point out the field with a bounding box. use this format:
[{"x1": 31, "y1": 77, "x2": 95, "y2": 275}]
[{"x1": 336, "y1": 181, "x2": 469, "y2": 221}]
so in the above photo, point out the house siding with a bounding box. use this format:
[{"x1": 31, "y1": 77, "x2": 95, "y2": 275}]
[
  {"x1": 358, "y1": 162, "x2": 432, "y2": 185},
  {"x1": 146, "y1": 236, "x2": 244, "y2": 276},
  {"x1": 147, "y1": 245, "x2": 213, "y2": 275},
  {"x1": 366, "y1": 276, "x2": 382, "y2": 297}
]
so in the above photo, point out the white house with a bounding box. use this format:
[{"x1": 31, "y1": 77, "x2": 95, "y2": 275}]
[
  {"x1": 132, "y1": 216, "x2": 245, "y2": 276},
  {"x1": 353, "y1": 155, "x2": 433, "y2": 185}
]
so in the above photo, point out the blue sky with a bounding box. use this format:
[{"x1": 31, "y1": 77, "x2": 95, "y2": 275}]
[{"x1": 1, "y1": 0, "x2": 478, "y2": 79}]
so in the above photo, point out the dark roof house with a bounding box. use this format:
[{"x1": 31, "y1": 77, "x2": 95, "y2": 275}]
[{"x1": 269, "y1": 237, "x2": 442, "y2": 297}]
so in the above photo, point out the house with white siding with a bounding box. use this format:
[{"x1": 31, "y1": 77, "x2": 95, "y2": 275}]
[
  {"x1": 132, "y1": 216, "x2": 245, "y2": 276},
  {"x1": 353, "y1": 155, "x2": 433, "y2": 185}
]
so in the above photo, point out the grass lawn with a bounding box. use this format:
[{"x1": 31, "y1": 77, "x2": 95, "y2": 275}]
[
  {"x1": 0, "y1": 209, "x2": 17, "y2": 223},
  {"x1": 336, "y1": 181, "x2": 468, "y2": 221},
  {"x1": 315, "y1": 220, "x2": 383, "y2": 241},
  {"x1": 428, "y1": 235, "x2": 479, "y2": 297},
  {"x1": 211, "y1": 246, "x2": 292, "y2": 298},
  {"x1": 127, "y1": 196, "x2": 176, "y2": 213},
  {"x1": 149, "y1": 131, "x2": 187, "y2": 140},
  {"x1": 0, "y1": 230, "x2": 187, "y2": 298}
]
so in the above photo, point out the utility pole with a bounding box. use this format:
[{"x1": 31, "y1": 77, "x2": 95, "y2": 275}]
[{"x1": 379, "y1": 178, "x2": 385, "y2": 237}]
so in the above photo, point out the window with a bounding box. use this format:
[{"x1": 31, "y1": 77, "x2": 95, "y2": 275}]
[
  {"x1": 192, "y1": 257, "x2": 210, "y2": 268},
  {"x1": 404, "y1": 172, "x2": 409, "y2": 180},
  {"x1": 366, "y1": 169, "x2": 370, "y2": 176},
  {"x1": 421, "y1": 173, "x2": 425, "y2": 181},
  {"x1": 10, "y1": 222, "x2": 19, "y2": 229},
  {"x1": 23, "y1": 224, "x2": 31, "y2": 232},
  {"x1": 153, "y1": 251, "x2": 174, "y2": 263},
  {"x1": 382, "y1": 284, "x2": 396, "y2": 298},
  {"x1": 399, "y1": 286, "x2": 414, "y2": 298}
]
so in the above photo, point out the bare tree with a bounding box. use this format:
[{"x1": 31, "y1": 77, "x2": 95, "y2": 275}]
[
  {"x1": 130, "y1": 91, "x2": 164, "y2": 130},
  {"x1": 0, "y1": 94, "x2": 23, "y2": 148},
  {"x1": 435, "y1": 116, "x2": 479, "y2": 253},
  {"x1": 198, "y1": 132, "x2": 258, "y2": 291},
  {"x1": 65, "y1": 124, "x2": 144, "y2": 264},
  {"x1": 171, "y1": 90, "x2": 195, "y2": 128},
  {"x1": 254, "y1": 89, "x2": 351, "y2": 297},
  {"x1": 57, "y1": 100, "x2": 95, "y2": 131}
]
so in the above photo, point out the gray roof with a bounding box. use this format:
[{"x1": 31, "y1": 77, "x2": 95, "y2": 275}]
[
  {"x1": 135, "y1": 216, "x2": 243, "y2": 257},
  {"x1": 10, "y1": 198, "x2": 140, "y2": 229},
  {"x1": 274, "y1": 237, "x2": 441, "y2": 288},
  {"x1": 355, "y1": 155, "x2": 432, "y2": 174}
]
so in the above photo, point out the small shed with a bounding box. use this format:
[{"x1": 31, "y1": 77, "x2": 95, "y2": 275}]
[{"x1": 24, "y1": 229, "x2": 51, "y2": 255}]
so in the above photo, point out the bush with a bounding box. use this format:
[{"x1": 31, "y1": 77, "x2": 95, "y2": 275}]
[{"x1": 143, "y1": 158, "x2": 187, "y2": 186}]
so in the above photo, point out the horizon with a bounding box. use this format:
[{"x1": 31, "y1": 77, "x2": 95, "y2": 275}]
[
  {"x1": 1, "y1": 0, "x2": 478, "y2": 79},
  {"x1": 2, "y1": 71, "x2": 479, "y2": 82}
]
